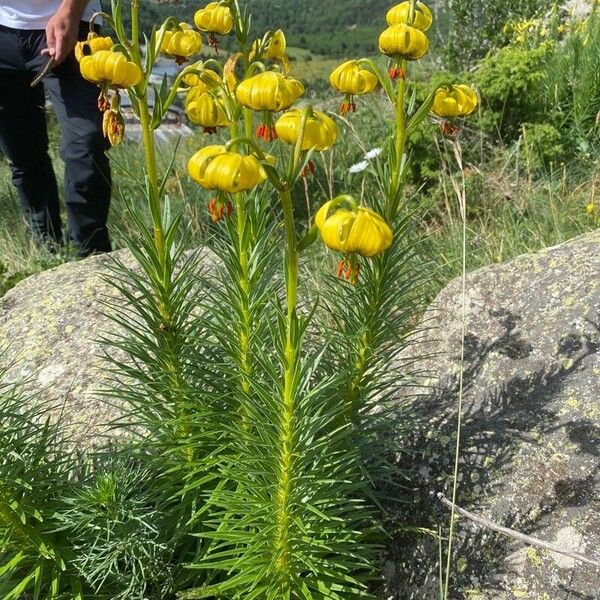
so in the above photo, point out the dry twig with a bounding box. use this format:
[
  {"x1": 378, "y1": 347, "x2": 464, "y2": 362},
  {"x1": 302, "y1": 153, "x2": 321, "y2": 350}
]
[{"x1": 436, "y1": 492, "x2": 600, "y2": 569}]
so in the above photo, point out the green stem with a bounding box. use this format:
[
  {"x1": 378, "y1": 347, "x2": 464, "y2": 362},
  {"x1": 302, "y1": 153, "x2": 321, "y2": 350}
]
[
  {"x1": 228, "y1": 122, "x2": 253, "y2": 426},
  {"x1": 280, "y1": 189, "x2": 298, "y2": 317},
  {"x1": 390, "y1": 59, "x2": 408, "y2": 220},
  {"x1": 131, "y1": 0, "x2": 190, "y2": 452},
  {"x1": 344, "y1": 265, "x2": 383, "y2": 422},
  {"x1": 130, "y1": 0, "x2": 141, "y2": 63},
  {"x1": 234, "y1": 192, "x2": 253, "y2": 426},
  {"x1": 130, "y1": 0, "x2": 164, "y2": 259},
  {"x1": 243, "y1": 107, "x2": 254, "y2": 139},
  {"x1": 138, "y1": 99, "x2": 166, "y2": 260},
  {"x1": 274, "y1": 187, "x2": 299, "y2": 579}
]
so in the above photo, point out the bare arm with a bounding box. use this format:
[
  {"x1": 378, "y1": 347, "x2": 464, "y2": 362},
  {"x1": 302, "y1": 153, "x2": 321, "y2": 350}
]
[{"x1": 44, "y1": 0, "x2": 90, "y2": 65}]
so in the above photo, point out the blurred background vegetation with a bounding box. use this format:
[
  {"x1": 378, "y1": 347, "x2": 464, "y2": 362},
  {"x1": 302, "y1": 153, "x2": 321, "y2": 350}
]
[{"x1": 1, "y1": 0, "x2": 599, "y2": 299}]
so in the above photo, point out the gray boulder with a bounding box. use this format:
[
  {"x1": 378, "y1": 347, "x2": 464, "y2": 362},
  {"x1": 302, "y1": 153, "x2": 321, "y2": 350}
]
[
  {"x1": 388, "y1": 230, "x2": 600, "y2": 599},
  {"x1": 0, "y1": 248, "x2": 213, "y2": 446}
]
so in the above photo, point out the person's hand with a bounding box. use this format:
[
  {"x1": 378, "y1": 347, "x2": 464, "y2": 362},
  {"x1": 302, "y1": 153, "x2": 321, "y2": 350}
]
[{"x1": 43, "y1": 2, "x2": 83, "y2": 65}]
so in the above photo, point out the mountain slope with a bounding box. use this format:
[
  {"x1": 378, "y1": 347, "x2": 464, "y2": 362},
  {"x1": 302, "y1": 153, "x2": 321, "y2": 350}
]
[
  {"x1": 246, "y1": 0, "x2": 392, "y2": 56},
  {"x1": 105, "y1": 1, "x2": 394, "y2": 57}
]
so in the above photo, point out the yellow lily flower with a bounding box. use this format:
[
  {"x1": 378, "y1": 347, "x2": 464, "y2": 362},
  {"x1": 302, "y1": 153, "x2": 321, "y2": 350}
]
[
  {"x1": 266, "y1": 29, "x2": 287, "y2": 60},
  {"x1": 379, "y1": 23, "x2": 429, "y2": 60},
  {"x1": 237, "y1": 71, "x2": 305, "y2": 140},
  {"x1": 236, "y1": 71, "x2": 305, "y2": 113},
  {"x1": 75, "y1": 33, "x2": 113, "y2": 63},
  {"x1": 431, "y1": 84, "x2": 478, "y2": 118},
  {"x1": 386, "y1": 1, "x2": 433, "y2": 31},
  {"x1": 315, "y1": 202, "x2": 393, "y2": 258},
  {"x1": 80, "y1": 50, "x2": 142, "y2": 89},
  {"x1": 194, "y1": 2, "x2": 233, "y2": 36},
  {"x1": 188, "y1": 145, "x2": 267, "y2": 193},
  {"x1": 161, "y1": 23, "x2": 202, "y2": 64},
  {"x1": 185, "y1": 90, "x2": 229, "y2": 133},
  {"x1": 329, "y1": 60, "x2": 378, "y2": 96},
  {"x1": 183, "y1": 66, "x2": 222, "y2": 90},
  {"x1": 275, "y1": 109, "x2": 338, "y2": 151},
  {"x1": 329, "y1": 60, "x2": 378, "y2": 115}
]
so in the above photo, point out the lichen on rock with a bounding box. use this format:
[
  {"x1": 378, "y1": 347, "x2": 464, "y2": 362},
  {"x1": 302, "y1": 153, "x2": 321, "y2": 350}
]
[
  {"x1": 388, "y1": 230, "x2": 600, "y2": 599},
  {"x1": 0, "y1": 248, "x2": 214, "y2": 447}
]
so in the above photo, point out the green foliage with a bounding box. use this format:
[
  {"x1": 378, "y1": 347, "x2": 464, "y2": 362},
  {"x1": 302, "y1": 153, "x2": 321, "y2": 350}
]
[
  {"x1": 543, "y1": 11, "x2": 600, "y2": 157},
  {"x1": 469, "y1": 11, "x2": 600, "y2": 165},
  {"x1": 0, "y1": 382, "x2": 84, "y2": 599},
  {"x1": 444, "y1": 0, "x2": 555, "y2": 69},
  {"x1": 471, "y1": 41, "x2": 554, "y2": 141},
  {"x1": 59, "y1": 459, "x2": 185, "y2": 599},
  {"x1": 521, "y1": 122, "x2": 566, "y2": 169}
]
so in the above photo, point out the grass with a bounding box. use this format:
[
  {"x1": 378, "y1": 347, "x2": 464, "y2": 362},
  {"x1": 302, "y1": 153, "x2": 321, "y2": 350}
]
[{"x1": 421, "y1": 148, "x2": 600, "y2": 290}]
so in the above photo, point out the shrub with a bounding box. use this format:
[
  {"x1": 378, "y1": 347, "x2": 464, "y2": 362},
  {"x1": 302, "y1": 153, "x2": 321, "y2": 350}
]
[
  {"x1": 472, "y1": 41, "x2": 554, "y2": 142},
  {"x1": 444, "y1": 0, "x2": 555, "y2": 69},
  {"x1": 521, "y1": 122, "x2": 566, "y2": 169}
]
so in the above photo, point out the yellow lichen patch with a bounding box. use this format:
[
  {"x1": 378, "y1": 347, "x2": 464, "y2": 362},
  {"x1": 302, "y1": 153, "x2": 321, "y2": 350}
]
[
  {"x1": 526, "y1": 546, "x2": 544, "y2": 568},
  {"x1": 566, "y1": 395, "x2": 579, "y2": 409}
]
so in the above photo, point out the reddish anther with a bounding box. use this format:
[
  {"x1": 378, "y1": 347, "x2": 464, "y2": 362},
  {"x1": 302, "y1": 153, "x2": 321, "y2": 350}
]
[
  {"x1": 97, "y1": 93, "x2": 110, "y2": 112},
  {"x1": 388, "y1": 67, "x2": 405, "y2": 80},
  {"x1": 340, "y1": 102, "x2": 357, "y2": 116},
  {"x1": 208, "y1": 198, "x2": 234, "y2": 222},
  {"x1": 208, "y1": 34, "x2": 220, "y2": 54},
  {"x1": 336, "y1": 259, "x2": 360, "y2": 285},
  {"x1": 440, "y1": 121, "x2": 460, "y2": 136},
  {"x1": 301, "y1": 160, "x2": 316, "y2": 177},
  {"x1": 257, "y1": 123, "x2": 278, "y2": 142}
]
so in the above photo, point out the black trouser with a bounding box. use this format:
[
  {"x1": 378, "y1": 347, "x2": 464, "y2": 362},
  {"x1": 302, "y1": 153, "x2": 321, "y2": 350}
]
[{"x1": 0, "y1": 22, "x2": 111, "y2": 255}]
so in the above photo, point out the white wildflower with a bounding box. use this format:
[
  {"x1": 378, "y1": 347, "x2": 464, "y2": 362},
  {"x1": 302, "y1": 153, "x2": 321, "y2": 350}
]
[
  {"x1": 364, "y1": 147, "x2": 383, "y2": 160},
  {"x1": 349, "y1": 160, "x2": 369, "y2": 173}
]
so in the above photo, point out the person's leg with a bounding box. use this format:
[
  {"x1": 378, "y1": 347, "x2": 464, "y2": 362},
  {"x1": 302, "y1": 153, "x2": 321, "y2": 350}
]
[
  {"x1": 0, "y1": 26, "x2": 62, "y2": 244},
  {"x1": 30, "y1": 24, "x2": 112, "y2": 256}
]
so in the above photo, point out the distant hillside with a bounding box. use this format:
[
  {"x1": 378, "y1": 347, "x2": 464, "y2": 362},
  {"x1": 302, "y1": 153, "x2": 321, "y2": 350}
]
[
  {"x1": 101, "y1": 1, "x2": 397, "y2": 57},
  {"x1": 246, "y1": 0, "x2": 392, "y2": 56}
]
